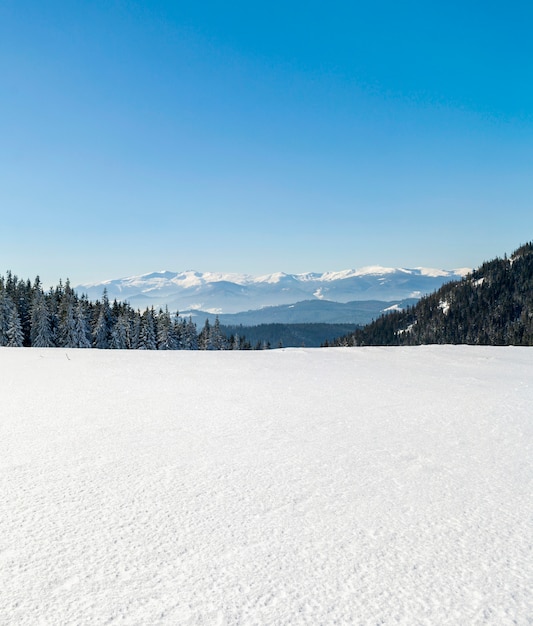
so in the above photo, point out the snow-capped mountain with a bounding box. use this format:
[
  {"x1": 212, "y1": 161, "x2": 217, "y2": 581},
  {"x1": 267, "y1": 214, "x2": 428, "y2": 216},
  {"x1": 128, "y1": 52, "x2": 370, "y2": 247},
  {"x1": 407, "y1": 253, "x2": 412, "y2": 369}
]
[{"x1": 76, "y1": 267, "x2": 470, "y2": 314}]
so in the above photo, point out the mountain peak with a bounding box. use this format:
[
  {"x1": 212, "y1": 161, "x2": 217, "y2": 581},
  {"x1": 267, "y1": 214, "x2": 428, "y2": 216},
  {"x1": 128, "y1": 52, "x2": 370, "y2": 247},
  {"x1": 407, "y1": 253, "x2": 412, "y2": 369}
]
[{"x1": 139, "y1": 270, "x2": 178, "y2": 280}]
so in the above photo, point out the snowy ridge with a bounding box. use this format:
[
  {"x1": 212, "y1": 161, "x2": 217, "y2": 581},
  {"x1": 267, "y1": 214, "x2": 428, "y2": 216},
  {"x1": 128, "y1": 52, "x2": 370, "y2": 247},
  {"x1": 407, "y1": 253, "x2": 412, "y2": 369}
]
[{"x1": 77, "y1": 266, "x2": 470, "y2": 314}]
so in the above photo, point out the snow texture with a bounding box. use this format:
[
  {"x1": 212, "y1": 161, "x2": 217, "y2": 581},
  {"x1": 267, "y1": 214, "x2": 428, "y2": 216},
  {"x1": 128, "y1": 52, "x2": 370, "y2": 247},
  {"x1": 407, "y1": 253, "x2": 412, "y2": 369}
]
[
  {"x1": 439, "y1": 300, "x2": 451, "y2": 315},
  {"x1": 1, "y1": 346, "x2": 532, "y2": 625}
]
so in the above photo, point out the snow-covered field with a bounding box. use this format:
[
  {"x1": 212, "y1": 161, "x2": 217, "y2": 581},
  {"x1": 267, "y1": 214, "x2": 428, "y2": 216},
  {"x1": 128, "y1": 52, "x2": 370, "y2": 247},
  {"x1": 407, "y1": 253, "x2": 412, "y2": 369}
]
[{"x1": 1, "y1": 346, "x2": 531, "y2": 625}]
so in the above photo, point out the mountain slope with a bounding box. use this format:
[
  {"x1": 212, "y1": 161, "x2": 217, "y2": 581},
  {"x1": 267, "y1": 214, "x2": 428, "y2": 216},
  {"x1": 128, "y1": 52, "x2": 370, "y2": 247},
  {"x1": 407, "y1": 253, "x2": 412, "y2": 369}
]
[
  {"x1": 76, "y1": 267, "x2": 469, "y2": 314},
  {"x1": 335, "y1": 243, "x2": 533, "y2": 346}
]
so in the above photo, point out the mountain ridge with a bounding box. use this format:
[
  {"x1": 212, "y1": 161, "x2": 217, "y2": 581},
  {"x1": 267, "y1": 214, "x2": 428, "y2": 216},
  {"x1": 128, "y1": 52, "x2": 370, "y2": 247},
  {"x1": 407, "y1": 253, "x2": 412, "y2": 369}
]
[
  {"x1": 181, "y1": 298, "x2": 420, "y2": 326},
  {"x1": 76, "y1": 266, "x2": 470, "y2": 315}
]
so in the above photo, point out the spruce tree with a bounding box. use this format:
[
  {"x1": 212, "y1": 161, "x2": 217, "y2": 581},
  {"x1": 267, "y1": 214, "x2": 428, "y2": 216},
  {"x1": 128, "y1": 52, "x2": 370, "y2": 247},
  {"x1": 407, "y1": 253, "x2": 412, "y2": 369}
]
[
  {"x1": 198, "y1": 319, "x2": 212, "y2": 350},
  {"x1": 156, "y1": 307, "x2": 178, "y2": 350},
  {"x1": 138, "y1": 308, "x2": 157, "y2": 350},
  {"x1": 57, "y1": 280, "x2": 78, "y2": 348},
  {"x1": 0, "y1": 287, "x2": 8, "y2": 346},
  {"x1": 6, "y1": 296, "x2": 24, "y2": 347},
  {"x1": 30, "y1": 286, "x2": 54, "y2": 347},
  {"x1": 93, "y1": 289, "x2": 112, "y2": 349},
  {"x1": 183, "y1": 317, "x2": 198, "y2": 350},
  {"x1": 110, "y1": 312, "x2": 129, "y2": 349},
  {"x1": 74, "y1": 298, "x2": 93, "y2": 348},
  {"x1": 210, "y1": 316, "x2": 227, "y2": 350}
]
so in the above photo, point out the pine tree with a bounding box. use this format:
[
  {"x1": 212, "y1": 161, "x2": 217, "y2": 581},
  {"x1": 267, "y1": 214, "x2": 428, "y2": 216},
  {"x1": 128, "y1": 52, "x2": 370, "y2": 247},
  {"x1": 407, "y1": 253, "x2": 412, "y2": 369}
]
[
  {"x1": 0, "y1": 286, "x2": 9, "y2": 346},
  {"x1": 156, "y1": 307, "x2": 178, "y2": 350},
  {"x1": 210, "y1": 316, "x2": 227, "y2": 350},
  {"x1": 172, "y1": 314, "x2": 184, "y2": 349},
  {"x1": 93, "y1": 289, "x2": 112, "y2": 349},
  {"x1": 30, "y1": 285, "x2": 54, "y2": 347},
  {"x1": 6, "y1": 296, "x2": 24, "y2": 347},
  {"x1": 129, "y1": 311, "x2": 141, "y2": 349},
  {"x1": 110, "y1": 312, "x2": 129, "y2": 349},
  {"x1": 57, "y1": 280, "x2": 78, "y2": 348},
  {"x1": 17, "y1": 279, "x2": 33, "y2": 346},
  {"x1": 182, "y1": 317, "x2": 198, "y2": 350},
  {"x1": 231, "y1": 333, "x2": 241, "y2": 350},
  {"x1": 74, "y1": 298, "x2": 92, "y2": 348},
  {"x1": 138, "y1": 308, "x2": 157, "y2": 350},
  {"x1": 198, "y1": 319, "x2": 212, "y2": 350}
]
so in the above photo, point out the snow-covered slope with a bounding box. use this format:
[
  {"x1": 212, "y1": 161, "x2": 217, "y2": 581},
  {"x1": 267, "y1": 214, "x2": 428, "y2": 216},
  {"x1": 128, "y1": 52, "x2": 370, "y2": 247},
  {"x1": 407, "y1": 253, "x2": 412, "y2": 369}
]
[
  {"x1": 1, "y1": 346, "x2": 531, "y2": 625},
  {"x1": 76, "y1": 267, "x2": 470, "y2": 314}
]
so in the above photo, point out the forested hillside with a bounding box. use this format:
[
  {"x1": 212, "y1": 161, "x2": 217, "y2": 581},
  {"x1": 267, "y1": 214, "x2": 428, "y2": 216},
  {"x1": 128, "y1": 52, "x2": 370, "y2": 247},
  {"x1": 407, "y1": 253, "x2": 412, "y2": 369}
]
[
  {"x1": 331, "y1": 243, "x2": 533, "y2": 346},
  {"x1": 220, "y1": 323, "x2": 359, "y2": 348}
]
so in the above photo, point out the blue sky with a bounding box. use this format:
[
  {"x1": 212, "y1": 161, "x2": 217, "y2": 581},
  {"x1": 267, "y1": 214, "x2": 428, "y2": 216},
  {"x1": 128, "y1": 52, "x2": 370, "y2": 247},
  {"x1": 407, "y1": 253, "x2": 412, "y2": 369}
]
[{"x1": 1, "y1": 0, "x2": 532, "y2": 285}]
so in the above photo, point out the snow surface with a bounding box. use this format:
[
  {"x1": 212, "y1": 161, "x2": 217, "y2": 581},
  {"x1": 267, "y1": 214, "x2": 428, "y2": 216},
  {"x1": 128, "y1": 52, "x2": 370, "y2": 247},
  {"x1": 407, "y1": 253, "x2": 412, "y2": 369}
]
[
  {"x1": 439, "y1": 300, "x2": 451, "y2": 315},
  {"x1": 383, "y1": 303, "x2": 403, "y2": 312},
  {"x1": 1, "y1": 346, "x2": 532, "y2": 625}
]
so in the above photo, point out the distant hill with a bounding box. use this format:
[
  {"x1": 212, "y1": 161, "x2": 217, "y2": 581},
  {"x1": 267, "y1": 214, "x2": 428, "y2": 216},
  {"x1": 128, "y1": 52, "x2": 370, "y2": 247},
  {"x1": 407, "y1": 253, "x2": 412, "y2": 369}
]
[
  {"x1": 220, "y1": 323, "x2": 359, "y2": 348},
  {"x1": 182, "y1": 298, "x2": 419, "y2": 326},
  {"x1": 332, "y1": 243, "x2": 533, "y2": 346}
]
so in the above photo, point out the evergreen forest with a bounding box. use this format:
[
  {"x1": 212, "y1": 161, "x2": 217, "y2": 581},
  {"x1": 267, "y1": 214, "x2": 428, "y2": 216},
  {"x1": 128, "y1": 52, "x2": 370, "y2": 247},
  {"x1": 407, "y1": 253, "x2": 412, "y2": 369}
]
[
  {"x1": 220, "y1": 323, "x2": 358, "y2": 348},
  {"x1": 330, "y1": 242, "x2": 533, "y2": 346},
  {"x1": 0, "y1": 273, "x2": 255, "y2": 350}
]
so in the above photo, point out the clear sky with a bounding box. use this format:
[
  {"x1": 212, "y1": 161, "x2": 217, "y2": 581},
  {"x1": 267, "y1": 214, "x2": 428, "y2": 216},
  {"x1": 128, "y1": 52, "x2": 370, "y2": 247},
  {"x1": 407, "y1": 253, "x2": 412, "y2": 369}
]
[{"x1": 1, "y1": 0, "x2": 532, "y2": 286}]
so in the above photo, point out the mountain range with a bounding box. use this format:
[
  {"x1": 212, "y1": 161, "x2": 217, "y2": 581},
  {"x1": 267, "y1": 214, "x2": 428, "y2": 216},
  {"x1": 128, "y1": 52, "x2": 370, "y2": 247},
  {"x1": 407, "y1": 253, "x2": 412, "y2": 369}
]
[{"x1": 77, "y1": 267, "x2": 469, "y2": 323}]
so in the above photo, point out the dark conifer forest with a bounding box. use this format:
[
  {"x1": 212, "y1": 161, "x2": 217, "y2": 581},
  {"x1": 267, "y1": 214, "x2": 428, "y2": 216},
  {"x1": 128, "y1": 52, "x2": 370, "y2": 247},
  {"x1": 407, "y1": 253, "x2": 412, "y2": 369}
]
[
  {"x1": 0, "y1": 274, "x2": 247, "y2": 350},
  {"x1": 330, "y1": 242, "x2": 533, "y2": 346}
]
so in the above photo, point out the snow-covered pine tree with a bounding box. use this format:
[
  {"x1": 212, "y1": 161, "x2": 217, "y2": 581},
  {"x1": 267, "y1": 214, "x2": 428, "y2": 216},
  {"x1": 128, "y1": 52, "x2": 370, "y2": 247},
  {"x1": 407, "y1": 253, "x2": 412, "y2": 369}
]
[
  {"x1": 110, "y1": 311, "x2": 129, "y2": 349},
  {"x1": 93, "y1": 289, "x2": 112, "y2": 349},
  {"x1": 0, "y1": 286, "x2": 8, "y2": 346},
  {"x1": 57, "y1": 280, "x2": 78, "y2": 348},
  {"x1": 16, "y1": 279, "x2": 33, "y2": 346},
  {"x1": 30, "y1": 284, "x2": 54, "y2": 347},
  {"x1": 138, "y1": 307, "x2": 157, "y2": 349},
  {"x1": 156, "y1": 306, "x2": 178, "y2": 350},
  {"x1": 198, "y1": 319, "x2": 212, "y2": 350},
  {"x1": 171, "y1": 313, "x2": 184, "y2": 349},
  {"x1": 47, "y1": 279, "x2": 65, "y2": 346},
  {"x1": 175, "y1": 317, "x2": 187, "y2": 349},
  {"x1": 127, "y1": 311, "x2": 139, "y2": 349},
  {"x1": 210, "y1": 316, "x2": 227, "y2": 350},
  {"x1": 6, "y1": 295, "x2": 24, "y2": 347},
  {"x1": 182, "y1": 317, "x2": 198, "y2": 350},
  {"x1": 0, "y1": 277, "x2": 26, "y2": 346},
  {"x1": 74, "y1": 297, "x2": 92, "y2": 348}
]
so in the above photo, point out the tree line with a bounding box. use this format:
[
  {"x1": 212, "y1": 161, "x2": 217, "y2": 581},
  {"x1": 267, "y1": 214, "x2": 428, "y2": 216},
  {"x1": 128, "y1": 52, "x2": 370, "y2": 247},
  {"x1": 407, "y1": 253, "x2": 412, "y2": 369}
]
[{"x1": 0, "y1": 272, "x2": 257, "y2": 350}]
